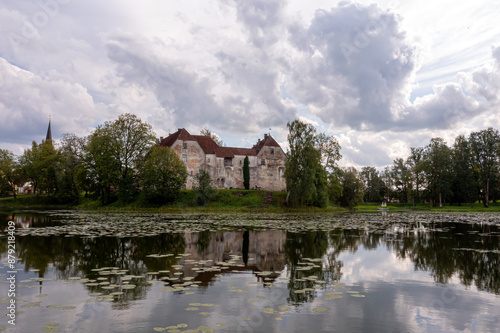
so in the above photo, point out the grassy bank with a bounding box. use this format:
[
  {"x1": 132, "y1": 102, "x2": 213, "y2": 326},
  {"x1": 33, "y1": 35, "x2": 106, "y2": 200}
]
[
  {"x1": 0, "y1": 190, "x2": 346, "y2": 213},
  {"x1": 3, "y1": 192, "x2": 500, "y2": 213}
]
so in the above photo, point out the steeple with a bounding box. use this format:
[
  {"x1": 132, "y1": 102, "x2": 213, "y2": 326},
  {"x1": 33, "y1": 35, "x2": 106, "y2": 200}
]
[{"x1": 46, "y1": 115, "x2": 52, "y2": 141}]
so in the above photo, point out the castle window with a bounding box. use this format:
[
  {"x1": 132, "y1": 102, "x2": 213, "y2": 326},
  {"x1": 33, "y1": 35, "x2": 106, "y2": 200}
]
[
  {"x1": 207, "y1": 158, "x2": 210, "y2": 163},
  {"x1": 240, "y1": 160, "x2": 242, "y2": 165},
  {"x1": 261, "y1": 159, "x2": 265, "y2": 166},
  {"x1": 183, "y1": 142, "x2": 187, "y2": 149},
  {"x1": 182, "y1": 154, "x2": 187, "y2": 163},
  {"x1": 271, "y1": 148, "x2": 274, "y2": 155}
]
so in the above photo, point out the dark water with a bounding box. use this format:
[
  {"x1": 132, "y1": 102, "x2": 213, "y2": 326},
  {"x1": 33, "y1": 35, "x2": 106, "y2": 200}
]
[{"x1": 0, "y1": 210, "x2": 499, "y2": 333}]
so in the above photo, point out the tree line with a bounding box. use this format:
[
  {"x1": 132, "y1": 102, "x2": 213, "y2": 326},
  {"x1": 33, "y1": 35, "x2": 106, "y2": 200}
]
[
  {"x1": 0, "y1": 114, "x2": 189, "y2": 205},
  {"x1": 283, "y1": 121, "x2": 500, "y2": 208},
  {"x1": 355, "y1": 128, "x2": 500, "y2": 207},
  {"x1": 1, "y1": 114, "x2": 499, "y2": 208}
]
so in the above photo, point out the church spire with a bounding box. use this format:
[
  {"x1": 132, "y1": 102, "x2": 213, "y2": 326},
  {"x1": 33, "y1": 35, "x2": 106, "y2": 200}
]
[{"x1": 46, "y1": 115, "x2": 52, "y2": 141}]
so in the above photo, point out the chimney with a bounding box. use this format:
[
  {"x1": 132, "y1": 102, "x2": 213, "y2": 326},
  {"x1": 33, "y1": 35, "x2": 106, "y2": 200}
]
[
  {"x1": 160, "y1": 136, "x2": 164, "y2": 142},
  {"x1": 264, "y1": 133, "x2": 268, "y2": 139},
  {"x1": 178, "y1": 128, "x2": 183, "y2": 132}
]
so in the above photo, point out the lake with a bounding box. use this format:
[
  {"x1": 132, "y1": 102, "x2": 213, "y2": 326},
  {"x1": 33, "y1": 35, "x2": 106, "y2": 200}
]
[{"x1": 1, "y1": 210, "x2": 499, "y2": 332}]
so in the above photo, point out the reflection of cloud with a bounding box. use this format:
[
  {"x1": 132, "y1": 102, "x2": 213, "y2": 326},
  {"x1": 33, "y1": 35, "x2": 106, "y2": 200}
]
[{"x1": 338, "y1": 247, "x2": 433, "y2": 283}]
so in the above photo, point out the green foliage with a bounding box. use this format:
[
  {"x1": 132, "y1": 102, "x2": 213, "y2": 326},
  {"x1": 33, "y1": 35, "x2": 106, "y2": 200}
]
[
  {"x1": 327, "y1": 169, "x2": 343, "y2": 203},
  {"x1": 141, "y1": 146, "x2": 187, "y2": 204},
  {"x1": 18, "y1": 140, "x2": 59, "y2": 195},
  {"x1": 391, "y1": 158, "x2": 412, "y2": 205},
  {"x1": 84, "y1": 113, "x2": 157, "y2": 204},
  {"x1": 243, "y1": 156, "x2": 250, "y2": 190},
  {"x1": 0, "y1": 149, "x2": 21, "y2": 198},
  {"x1": 339, "y1": 167, "x2": 364, "y2": 209},
  {"x1": 54, "y1": 133, "x2": 84, "y2": 204},
  {"x1": 194, "y1": 169, "x2": 216, "y2": 206},
  {"x1": 312, "y1": 164, "x2": 328, "y2": 208},
  {"x1": 360, "y1": 166, "x2": 386, "y2": 203},
  {"x1": 285, "y1": 119, "x2": 337, "y2": 207},
  {"x1": 421, "y1": 138, "x2": 453, "y2": 207},
  {"x1": 468, "y1": 128, "x2": 499, "y2": 207},
  {"x1": 451, "y1": 135, "x2": 478, "y2": 206}
]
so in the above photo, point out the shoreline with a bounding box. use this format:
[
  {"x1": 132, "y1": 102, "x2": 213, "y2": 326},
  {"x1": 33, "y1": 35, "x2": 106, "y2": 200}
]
[{"x1": 2, "y1": 193, "x2": 500, "y2": 213}]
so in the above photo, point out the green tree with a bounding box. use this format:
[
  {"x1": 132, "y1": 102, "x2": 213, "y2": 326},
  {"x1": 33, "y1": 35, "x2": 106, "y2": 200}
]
[
  {"x1": 392, "y1": 158, "x2": 412, "y2": 205},
  {"x1": 360, "y1": 166, "x2": 386, "y2": 202},
  {"x1": 327, "y1": 168, "x2": 343, "y2": 203},
  {"x1": 243, "y1": 156, "x2": 250, "y2": 190},
  {"x1": 18, "y1": 140, "x2": 59, "y2": 195},
  {"x1": 339, "y1": 167, "x2": 364, "y2": 209},
  {"x1": 451, "y1": 135, "x2": 477, "y2": 205},
  {"x1": 468, "y1": 128, "x2": 499, "y2": 207},
  {"x1": 194, "y1": 169, "x2": 216, "y2": 205},
  {"x1": 0, "y1": 149, "x2": 22, "y2": 198},
  {"x1": 422, "y1": 138, "x2": 453, "y2": 207},
  {"x1": 407, "y1": 147, "x2": 425, "y2": 205},
  {"x1": 284, "y1": 119, "x2": 330, "y2": 207},
  {"x1": 54, "y1": 133, "x2": 85, "y2": 204},
  {"x1": 141, "y1": 146, "x2": 187, "y2": 203},
  {"x1": 85, "y1": 113, "x2": 156, "y2": 204},
  {"x1": 85, "y1": 126, "x2": 120, "y2": 204}
]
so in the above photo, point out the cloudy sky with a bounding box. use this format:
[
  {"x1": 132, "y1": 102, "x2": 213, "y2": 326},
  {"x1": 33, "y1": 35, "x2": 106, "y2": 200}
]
[{"x1": 1, "y1": 0, "x2": 499, "y2": 168}]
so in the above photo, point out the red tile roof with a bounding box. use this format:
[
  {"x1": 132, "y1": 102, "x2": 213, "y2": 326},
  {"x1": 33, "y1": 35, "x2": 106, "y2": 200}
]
[
  {"x1": 160, "y1": 129, "x2": 280, "y2": 157},
  {"x1": 160, "y1": 128, "x2": 196, "y2": 147}
]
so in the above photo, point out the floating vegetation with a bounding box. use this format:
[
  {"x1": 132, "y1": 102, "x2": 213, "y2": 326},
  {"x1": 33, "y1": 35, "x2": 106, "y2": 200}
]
[
  {"x1": 41, "y1": 322, "x2": 60, "y2": 332},
  {"x1": 47, "y1": 305, "x2": 76, "y2": 310},
  {"x1": 313, "y1": 307, "x2": 327, "y2": 312},
  {"x1": 21, "y1": 301, "x2": 41, "y2": 308}
]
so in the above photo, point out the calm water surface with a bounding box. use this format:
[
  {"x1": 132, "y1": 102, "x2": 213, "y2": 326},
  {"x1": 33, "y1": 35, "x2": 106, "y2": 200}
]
[{"x1": 0, "y1": 210, "x2": 499, "y2": 333}]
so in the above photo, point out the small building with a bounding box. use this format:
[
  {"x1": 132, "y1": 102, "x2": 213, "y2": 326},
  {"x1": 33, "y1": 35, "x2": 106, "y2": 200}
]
[{"x1": 159, "y1": 129, "x2": 286, "y2": 191}]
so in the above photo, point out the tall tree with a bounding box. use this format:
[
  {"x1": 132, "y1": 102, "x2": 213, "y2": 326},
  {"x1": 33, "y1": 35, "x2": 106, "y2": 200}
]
[
  {"x1": 243, "y1": 156, "x2": 250, "y2": 190},
  {"x1": 339, "y1": 167, "x2": 364, "y2": 209},
  {"x1": 360, "y1": 166, "x2": 385, "y2": 202},
  {"x1": 451, "y1": 135, "x2": 477, "y2": 205},
  {"x1": 468, "y1": 128, "x2": 500, "y2": 207},
  {"x1": 408, "y1": 147, "x2": 425, "y2": 205},
  {"x1": 55, "y1": 133, "x2": 85, "y2": 203},
  {"x1": 392, "y1": 158, "x2": 412, "y2": 205},
  {"x1": 422, "y1": 138, "x2": 453, "y2": 207},
  {"x1": 284, "y1": 119, "x2": 327, "y2": 207}
]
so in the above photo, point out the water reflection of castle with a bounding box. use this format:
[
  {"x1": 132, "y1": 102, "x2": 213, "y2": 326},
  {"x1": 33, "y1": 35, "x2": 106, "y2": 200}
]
[{"x1": 181, "y1": 231, "x2": 286, "y2": 284}]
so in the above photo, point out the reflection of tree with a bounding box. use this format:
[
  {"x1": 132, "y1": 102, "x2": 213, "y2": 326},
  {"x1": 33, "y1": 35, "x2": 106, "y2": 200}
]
[
  {"x1": 3, "y1": 231, "x2": 187, "y2": 308},
  {"x1": 284, "y1": 230, "x2": 341, "y2": 304},
  {"x1": 388, "y1": 222, "x2": 500, "y2": 293},
  {"x1": 196, "y1": 230, "x2": 212, "y2": 255}
]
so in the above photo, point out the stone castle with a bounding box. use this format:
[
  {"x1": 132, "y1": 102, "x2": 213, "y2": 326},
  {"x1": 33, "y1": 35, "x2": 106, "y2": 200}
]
[{"x1": 159, "y1": 128, "x2": 286, "y2": 191}]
